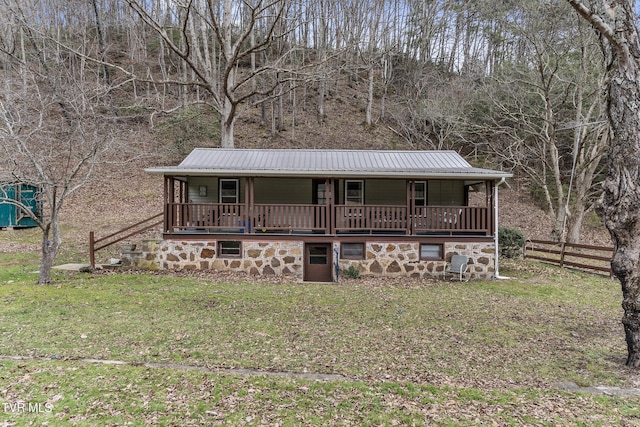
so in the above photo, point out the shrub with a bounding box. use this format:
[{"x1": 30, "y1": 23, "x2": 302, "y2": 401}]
[
  {"x1": 498, "y1": 227, "x2": 525, "y2": 258},
  {"x1": 342, "y1": 265, "x2": 360, "y2": 279}
]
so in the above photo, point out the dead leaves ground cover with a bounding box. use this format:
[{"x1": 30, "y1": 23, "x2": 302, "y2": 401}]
[
  {"x1": 3, "y1": 358, "x2": 636, "y2": 426},
  {"x1": 1, "y1": 254, "x2": 639, "y2": 425}
]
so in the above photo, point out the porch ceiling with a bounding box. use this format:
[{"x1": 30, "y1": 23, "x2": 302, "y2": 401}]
[{"x1": 145, "y1": 148, "x2": 512, "y2": 180}]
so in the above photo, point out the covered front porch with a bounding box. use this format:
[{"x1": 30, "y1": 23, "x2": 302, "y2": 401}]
[{"x1": 162, "y1": 176, "x2": 495, "y2": 236}]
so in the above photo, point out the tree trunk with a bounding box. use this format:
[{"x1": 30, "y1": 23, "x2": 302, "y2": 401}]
[
  {"x1": 277, "y1": 91, "x2": 285, "y2": 131},
  {"x1": 220, "y1": 116, "x2": 235, "y2": 149},
  {"x1": 603, "y1": 65, "x2": 640, "y2": 366},
  {"x1": 291, "y1": 82, "x2": 296, "y2": 142},
  {"x1": 91, "y1": 0, "x2": 111, "y2": 87},
  {"x1": 567, "y1": 206, "x2": 586, "y2": 244},
  {"x1": 39, "y1": 220, "x2": 61, "y2": 285},
  {"x1": 567, "y1": 0, "x2": 640, "y2": 367},
  {"x1": 365, "y1": 65, "x2": 374, "y2": 127},
  {"x1": 271, "y1": 99, "x2": 276, "y2": 135},
  {"x1": 318, "y1": 79, "x2": 326, "y2": 123},
  {"x1": 567, "y1": 144, "x2": 604, "y2": 244},
  {"x1": 550, "y1": 206, "x2": 567, "y2": 243}
]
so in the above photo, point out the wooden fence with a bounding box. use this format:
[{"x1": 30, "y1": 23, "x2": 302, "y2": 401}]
[{"x1": 523, "y1": 239, "x2": 614, "y2": 277}]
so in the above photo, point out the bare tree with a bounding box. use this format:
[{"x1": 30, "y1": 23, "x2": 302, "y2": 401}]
[
  {"x1": 470, "y1": 0, "x2": 607, "y2": 243},
  {"x1": 563, "y1": 29, "x2": 608, "y2": 243},
  {"x1": 386, "y1": 61, "x2": 473, "y2": 150},
  {"x1": 566, "y1": 0, "x2": 640, "y2": 367},
  {"x1": 0, "y1": 0, "x2": 118, "y2": 284},
  {"x1": 125, "y1": 0, "x2": 300, "y2": 148}
]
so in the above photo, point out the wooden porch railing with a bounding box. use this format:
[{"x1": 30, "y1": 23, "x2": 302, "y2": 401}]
[
  {"x1": 253, "y1": 204, "x2": 327, "y2": 232},
  {"x1": 89, "y1": 212, "x2": 163, "y2": 268},
  {"x1": 168, "y1": 203, "x2": 247, "y2": 232},
  {"x1": 334, "y1": 205, "x2": 408, "y2": 233},
  {"x1": 412, "y1": 206, "x2": 489, "y2": 234},
  {"x1": 164, "y1": 203, "x2": 490, "y2": 235}
]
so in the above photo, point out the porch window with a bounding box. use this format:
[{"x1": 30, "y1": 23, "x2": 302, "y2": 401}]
[
  {"x1": 341, "y1": 243, "x2": 365, "y2": 260},
  {"x1": 345, "y1": 180, "x2": 364, "y2": 205},
  {"x1": 420, "y1": 243, "x2": 443, "y2": 260},
  {"x1": 414, "y1": 181, "x2": 427, "y2": 206},
  {"x1": 220, "y1": 179, "x2": 239, "y2": 203},
  {"x1": 313, "y1": 180, "x2": 327, "y2": 205},
  {"x1": 219, "y1": 240, "x2": 241, "y2": 257}
]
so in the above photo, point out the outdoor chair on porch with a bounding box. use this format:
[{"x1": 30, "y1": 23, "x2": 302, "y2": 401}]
[{"x1": 444, "y1": 254, "x2": 469, "y2": 282}]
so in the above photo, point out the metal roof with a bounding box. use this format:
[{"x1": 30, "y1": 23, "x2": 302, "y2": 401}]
[{"x1": 145, "y1": 148, "x2": 512, "y2": 180}]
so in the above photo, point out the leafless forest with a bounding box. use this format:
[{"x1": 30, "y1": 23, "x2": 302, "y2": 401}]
[{"x1": 0, "y1": 0, "x2": 611, "y2": 281}]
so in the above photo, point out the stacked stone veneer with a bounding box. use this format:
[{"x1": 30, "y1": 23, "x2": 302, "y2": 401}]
[
  {"x1": 339, "y1": 242, "x2": 495, "y2": 280},
  {"x1": 124, "y1": 239, "x2": 494, "y2": 280}
]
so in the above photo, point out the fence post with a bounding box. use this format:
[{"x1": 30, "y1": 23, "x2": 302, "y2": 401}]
[
  {"x1": 89, "y1": 231, "x2": 95, "y2": 268},
  {"x1": 560, "y1": 242, "x2": 566, "y2": 268}
]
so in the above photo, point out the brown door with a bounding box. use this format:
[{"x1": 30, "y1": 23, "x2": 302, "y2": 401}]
[{"x1": 304, "y1": 243, "x2": 333, "y2": 282}]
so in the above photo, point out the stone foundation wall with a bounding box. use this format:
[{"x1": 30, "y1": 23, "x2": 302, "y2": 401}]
[
  {"x1": 124, "y1": 239, "x2": 495, "y2": 281},
  {"x1": 240, "y1": 241, "x2": 304, "y2": 276},
  {"x1": 337, "y1": 242, "x2": 495, "y2": 280},
  {"x1": 124, "y1": 239, "x2": 304, "y2": 278}
]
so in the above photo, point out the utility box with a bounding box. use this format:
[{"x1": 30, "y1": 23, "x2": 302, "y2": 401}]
[{"x1": 0, "y1": 182, "x2": 41, "y2": 229}]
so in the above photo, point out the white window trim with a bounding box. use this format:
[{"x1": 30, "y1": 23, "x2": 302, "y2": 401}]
[{"x1": 219, "y1": 179, "x2": 239, "y2": 204}]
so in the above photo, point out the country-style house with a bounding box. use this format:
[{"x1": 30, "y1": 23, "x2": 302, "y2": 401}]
[{"x1": 140, "y1": 148, "x2": 512, "y2": 281}]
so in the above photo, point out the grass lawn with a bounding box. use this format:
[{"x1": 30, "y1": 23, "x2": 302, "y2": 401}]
[{"x1": 1, "y1": 252, "x2": 640, "y2": 426}]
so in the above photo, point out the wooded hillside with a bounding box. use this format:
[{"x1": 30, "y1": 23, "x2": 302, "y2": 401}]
[{"x1": 0, "y1": 0, "x2": 609, "y2": 247}]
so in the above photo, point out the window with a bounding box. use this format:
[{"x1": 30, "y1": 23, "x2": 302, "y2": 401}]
[
  {"x1": 219, "y1": 179, "x2": 239, "y2": 203},
  {"x1": 420, "y1": 243, "x2": 443, "y2": 260},
  {"x1": 345, "y1": 180, "x2": 364, "y2": 205},
  {"x1": 313, "y1": 180, "x2": 327, "y2": 205},
  {"x1": 414, "y1": 181, "x2": 427, "y2": 206},
  {"x1": 341, "y1": 243, "x2": 365, "y2": 260},
  {"x1": 308, "y1": 246, "x2": 329, "y2": 264},
  {"x1": 427, "y1": 180, "x2": 464, "y2": 206},
  {"x1": 218, "y1": 241, "x2": 241, "y2": 257}
]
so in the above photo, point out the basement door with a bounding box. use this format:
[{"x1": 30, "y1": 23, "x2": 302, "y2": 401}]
[{"x1": 304, "y1": 243, "x2": 333, "y2": 282}]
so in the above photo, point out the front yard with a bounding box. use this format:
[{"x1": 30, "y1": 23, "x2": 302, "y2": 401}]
[{"x1": 1, "y1": 252, "x2": 639, "y2": 426}]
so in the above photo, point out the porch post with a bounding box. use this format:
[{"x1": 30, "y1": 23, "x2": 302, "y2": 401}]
[
  {"x1": 487, "y1": 180, "x2": 495, "y2": 236},
  {"x1": 492, "y1": 177, "x2": 508, "y2": 279},
  {"x1": 245, "y1": 177, "x2": 253, "y2": 234},
  {"x1": 180, "y1": 179, "x2": 188, "y2": 230},
  {"x1": 327, "y1": 178, "x2": 334, "y2": 234},
  {"x1": 164, "y1": 176, "x2": 171, "y2": 233},
  {"x1": 406, "y1": 180, "x2": 412, "y2": 235}
]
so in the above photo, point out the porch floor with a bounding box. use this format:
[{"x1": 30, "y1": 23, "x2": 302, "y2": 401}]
[{"x1": 169, "y1": 229, "x2": 488, "y2": 237}]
